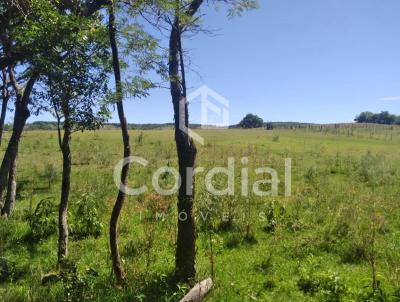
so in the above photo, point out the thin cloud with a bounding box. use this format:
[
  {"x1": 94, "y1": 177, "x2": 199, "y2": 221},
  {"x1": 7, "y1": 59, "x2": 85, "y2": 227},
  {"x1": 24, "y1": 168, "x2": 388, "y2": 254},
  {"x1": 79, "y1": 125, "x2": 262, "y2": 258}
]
[{"x1": 378, "y1": 96, "x2": 400, "y2": 101}]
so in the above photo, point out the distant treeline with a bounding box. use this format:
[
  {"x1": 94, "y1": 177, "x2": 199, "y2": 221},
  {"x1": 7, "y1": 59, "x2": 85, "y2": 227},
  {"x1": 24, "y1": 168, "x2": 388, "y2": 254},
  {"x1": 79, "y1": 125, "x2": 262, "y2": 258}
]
[
  {"x1": 3, "y1": 121, "x2": 203, "y2": 131},
  {"x1": 4, "y1": 119, "x2": 400, "y2": 131},
  {"x1": 355, "y1": 111, "x2": 400, "y2": 125}
]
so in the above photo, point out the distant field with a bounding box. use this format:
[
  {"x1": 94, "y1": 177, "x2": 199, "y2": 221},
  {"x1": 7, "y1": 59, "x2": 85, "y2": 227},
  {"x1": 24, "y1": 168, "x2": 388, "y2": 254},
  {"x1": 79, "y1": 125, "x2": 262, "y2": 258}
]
[{"x1": 1, "y1": 127, "x2": 400, "y2": 301}]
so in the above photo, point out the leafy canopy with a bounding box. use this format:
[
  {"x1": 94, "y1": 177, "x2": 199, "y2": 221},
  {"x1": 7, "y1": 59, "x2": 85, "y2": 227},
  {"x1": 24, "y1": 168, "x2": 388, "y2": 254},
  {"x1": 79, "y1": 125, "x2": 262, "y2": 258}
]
[{"x1": 238, "y1": 113, "x2": 264, "y2": 128}]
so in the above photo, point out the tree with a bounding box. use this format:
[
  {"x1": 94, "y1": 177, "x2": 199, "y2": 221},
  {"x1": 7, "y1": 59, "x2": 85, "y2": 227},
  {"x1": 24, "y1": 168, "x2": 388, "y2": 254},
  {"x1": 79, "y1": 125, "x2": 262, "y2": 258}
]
[
  {"x1": 238, "y1": 113, "x2": 264, "y2": 128},
  {"x1": 1, "y1": 159, "x2": 16, "y2": 217},
  {"x1": 145, "y1": 0, "x2": 258, "y2": 282},
  {"x1": 0, "y1": 0, "x2": 60, "y2": 213},
  {"x1": 0, "y1": 0, "x2": 111, "y2": 217},
  {"x1": 355, "y1": 112, "x2": 374, "y2": 123},
  {"x1": 168, "y1": 1, "x2": 201, "y2": 281},
  {"x1": 355, "y1": 111, "x2": 399, "y2": 125},
  {"x1": 35, "y1": 12, "x2": 110, "y2": 264},
  {"x1": 107, "y1": 0, "x2": 163, "y2": 284},
  {"x1": 0, "y1": 68, "x2": 36, "y2": 210},
  {"x1": 0, "y1": 68, "x2": 16, "y2": 217},
  {"x1": 108, "y1": 0, "x2": 129, "y2": 285}
]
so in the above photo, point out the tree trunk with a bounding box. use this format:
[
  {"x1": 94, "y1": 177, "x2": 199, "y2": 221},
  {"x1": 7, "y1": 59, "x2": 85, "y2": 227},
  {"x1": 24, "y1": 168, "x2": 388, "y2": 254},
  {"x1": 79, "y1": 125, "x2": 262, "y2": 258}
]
[
  {"x1": 1, "y1": 156, "x2": 16, "y2": 217},
  {"x1": 0, "y1": 97, "x2": 29, "y2": 201},
  {"x1": 0, "y1": 68, "x2": 9, "y2": 147},
  {"x1": 57, "y1": 121, "x2": 72, "y2": 264},
  {"x1": 0, "y1": 76, "x2": 35, "y2": 203},
  {"x1": 108, "y1": 2, "x2": 130, "y2": 285},
  {"x1": 169, "y1": 17, "x2": 197, "y2": 282},
  {"x1": 0, "y1": 96, "x2": 8, "y2": 147}
]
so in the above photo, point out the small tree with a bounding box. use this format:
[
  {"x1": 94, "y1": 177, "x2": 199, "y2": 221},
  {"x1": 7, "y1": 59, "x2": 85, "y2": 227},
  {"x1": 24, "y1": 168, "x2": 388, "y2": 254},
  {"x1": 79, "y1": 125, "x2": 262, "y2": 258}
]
[
  {"x1": 238, "y1": 113, "x2": 264, "y2": 128},
  {"x1": 35, "y1": 14, "x2": 110, "y2": 264},
  {"x1": 107, "y1": 0, "x2": 164, "y2": 284},
  {"x1": 144, "y1": 0, "x2": 259, "y2": 282}
]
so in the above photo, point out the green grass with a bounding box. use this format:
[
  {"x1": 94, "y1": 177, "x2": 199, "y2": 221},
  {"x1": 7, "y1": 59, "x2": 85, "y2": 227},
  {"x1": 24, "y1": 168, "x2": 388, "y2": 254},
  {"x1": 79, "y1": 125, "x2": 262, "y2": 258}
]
[{"x1": 1, "y1": 127, "x2": 400, "y2": 301}]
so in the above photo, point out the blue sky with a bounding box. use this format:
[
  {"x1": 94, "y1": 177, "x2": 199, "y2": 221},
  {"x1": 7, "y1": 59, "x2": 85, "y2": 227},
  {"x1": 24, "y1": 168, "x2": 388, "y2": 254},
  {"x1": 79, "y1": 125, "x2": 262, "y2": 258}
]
[{"x1": 31, "y1": 0, "x2": 400, "y2": 125}]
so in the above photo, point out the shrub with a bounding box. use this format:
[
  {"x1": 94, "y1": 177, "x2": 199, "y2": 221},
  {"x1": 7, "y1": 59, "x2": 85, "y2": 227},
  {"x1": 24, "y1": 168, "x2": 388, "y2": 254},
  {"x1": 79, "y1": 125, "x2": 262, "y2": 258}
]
[
  {"x1": 243, "y1": 232, "x2": 258, "y2": 245},
  {"x1": 61, "y1": 260, "x2": 97, "y2": 302},
  {"x1": 305, "y1": 165, "x2": 318, "y2": 181},
  {"x1": 70, "y1": 194, "x2": 103, "y2": 240},
  {"x1": 26, "y1": 198, "x2": 57, "y2": 242},
  {"x1": 122, "y1": 239, "x2": 144, "y2": 259},
  {"x1": 298, "y1": 271, "x2": 347, "y2": 301},
  {"x1": 137, "y1": 131, "x2": 144, "y2": 144},
  {"x1": 143, "y1": 193, "x2": 170, "y2": 222},
  {"x1": 357, "y1": 284, "x2": 389, "y2": 302},
  {"x1": 340, "y1": 241, "x2": 367, "y2": 264},
  {"x1": 262, "y1": 202, "x2": 277, "y2": 233},
  {"x1": 42, "y1": 163, "x2": 58, "y2": 188},
  {"x1": 224, "y1": 234, "x2": 241, "y2": 249}
]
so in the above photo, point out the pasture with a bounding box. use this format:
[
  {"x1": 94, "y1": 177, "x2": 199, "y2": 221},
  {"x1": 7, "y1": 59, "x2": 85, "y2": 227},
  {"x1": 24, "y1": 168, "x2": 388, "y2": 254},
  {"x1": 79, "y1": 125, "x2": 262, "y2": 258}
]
[{"x1": 1, "y1": 126, "x2": 400, "y2": 301}]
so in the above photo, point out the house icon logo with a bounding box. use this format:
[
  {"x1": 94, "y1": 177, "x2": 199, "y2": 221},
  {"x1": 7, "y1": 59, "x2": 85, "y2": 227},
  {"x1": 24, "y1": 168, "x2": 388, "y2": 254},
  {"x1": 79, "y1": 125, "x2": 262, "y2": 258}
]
[{"x1": 180, "y1": 85, "x2": 230, "y2": 145}]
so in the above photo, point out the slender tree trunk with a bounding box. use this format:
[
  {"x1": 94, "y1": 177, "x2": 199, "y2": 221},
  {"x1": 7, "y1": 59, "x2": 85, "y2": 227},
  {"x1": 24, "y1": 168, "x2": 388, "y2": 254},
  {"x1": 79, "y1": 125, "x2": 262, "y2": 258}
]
[
  {"x1": 0, "y1": 97, "x2": 8, "y2": 147},
  {"x1": 1, "y1": 156, "x2": 16, "y2": 217},
  {"x1": 0, "y1": 104, "x2": 25, "y2": 195},
  {"x1": 108, "y1": 2, "x2": 130, "y2": 285},
  {"x1": 0, "y1": 75, "x2": 35, "y2": 203},
  {"x1": 169, "y1": 17, "x2": 197, "y2": 282},
  {"x1": 57, "y1": 118, "x2": 72, "y2": 264},
  {"x1": 0, "y1": 68, "x2": 9, "y2": 147}
]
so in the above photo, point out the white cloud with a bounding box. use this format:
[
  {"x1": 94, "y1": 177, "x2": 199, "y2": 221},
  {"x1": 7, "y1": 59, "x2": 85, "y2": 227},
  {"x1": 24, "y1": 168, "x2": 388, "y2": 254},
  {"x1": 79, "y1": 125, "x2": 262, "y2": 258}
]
[{"x1": 378, "y1": 96, "x2": 400, "y2": 101}]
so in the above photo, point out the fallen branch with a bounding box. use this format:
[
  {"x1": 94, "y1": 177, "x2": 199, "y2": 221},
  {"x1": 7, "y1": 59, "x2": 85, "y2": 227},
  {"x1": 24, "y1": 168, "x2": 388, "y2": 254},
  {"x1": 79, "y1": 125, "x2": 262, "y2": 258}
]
[{"x1": 180, "y1": 278, "x2": 213, "y2": 302}]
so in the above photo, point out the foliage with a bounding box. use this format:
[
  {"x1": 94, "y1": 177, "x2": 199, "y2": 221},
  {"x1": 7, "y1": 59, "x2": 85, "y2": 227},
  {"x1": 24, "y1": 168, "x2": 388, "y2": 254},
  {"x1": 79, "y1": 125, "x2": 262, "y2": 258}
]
[
  {"x1": 42, "y1": 163, "x2": 58, "y2": 188},
  {"x1": 33, "y1": 12, "x2": 111, "y2": 132},
  {"x1": 227, "y1": 0, "x2": 260, "y2": 17},
  {"x1": 70, "y1": 194, "x2": 103, "y2": 240},
  {"x1": 355, "y1": 111, "x2": 400, "y2": 125},
  {"x1": 60, "y1": 260, "x2": 98, "y2": 302},
  {"x1": 238, "y1": 113, "x2": 264, "y2": 128},
  {"x1": 25, "y1": 198, "x2": 57, "y2": 242},
  {"x1": 298, "y1": 270, "x2": 347, "y2": 301}
]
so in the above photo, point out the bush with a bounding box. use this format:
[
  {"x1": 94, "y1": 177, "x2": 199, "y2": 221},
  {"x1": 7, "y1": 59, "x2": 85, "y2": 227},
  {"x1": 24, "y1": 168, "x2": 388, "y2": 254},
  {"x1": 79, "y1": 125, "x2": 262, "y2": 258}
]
[
  {"x1": 262, "y1": 202, "x2": 277, "y2": 233},
  {"x1": 340, "y1": 241, "x2": 367, "y2": 264},
  {"x1": 26, "y1": 198, "x2": 57, "y2": 242},
  {"x1": 243, "y1": 232, "x2": 258, "y2": 245},
  {"x1": 42, "y1": 163, "x2": 58, "y2": 188},
  {"x1": 122, "y1": 239, "x2": 145, "y2": 259},
  {"x1": 70, "y1": 194, "x2": 103, "y2": 240},
  {"x1": 298, "y1": 271, "x2": 347, "y2": 301},
  {"x1": 357, "y1": 284, "x2": 389, "y2": 302},
  {"x1": 305, "y1": 165, "x2": 318, "y2": 181},
  {"x1": 224, "y1": 234, "x2": 241, "y2": 249},
  {"x1": 61, "y1": 260, "x2": 98, "y2": 302}
]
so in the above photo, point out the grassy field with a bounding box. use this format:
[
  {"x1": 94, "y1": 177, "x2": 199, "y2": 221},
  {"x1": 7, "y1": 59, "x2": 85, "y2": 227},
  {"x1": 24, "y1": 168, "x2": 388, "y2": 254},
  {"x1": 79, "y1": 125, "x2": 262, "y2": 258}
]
[{"x1": 1, "y1": 127, "x2": 400, "y2": 301}]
